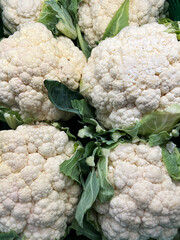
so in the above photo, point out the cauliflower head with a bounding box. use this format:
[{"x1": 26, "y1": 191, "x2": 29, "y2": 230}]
[
  {"x1": 78, "y1": 0, "x2": 167, "y2": 46},
  {"x1": 0, "y1": 22, "x2": 86, "y2": 121},
  {"x1": 0, "y1": 124, "x2": 81, "y2": 240},
  {"x1": 0, "y1": 0, "x2": 44, "y2": 34},
  {"x1": 80, "y1": 23, "x2": 180, "y2": 129},
  {"x1": 95, "y1": 142, "x2": 180, "y2": 240}
]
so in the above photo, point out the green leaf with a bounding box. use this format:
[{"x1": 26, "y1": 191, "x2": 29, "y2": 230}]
[
  {"x1": 76, "y1": 24, "x2": 92, "y2": 58},
  {"x1": 44, "y1": 80, "x2": 101, "y2": 128},
  {"x1": 0, "y1": 106, "x2": 35, "y2": 129},
  {"x1": 161, "y1": 145, "x2": 180, "y2": 180},
  {"x1": 60, "y1": 143, "x2": 84, "y2": 183},
  {"x1": 78, "y1": 125, "x2": 95, "y2": 139},
  {"x1": 97, "y1": 148, "x2": 114, "y2": 202},
  {"x1": 71, "y1": 99, "x2": 96, "y2": 123},
  {"x1": 70, "y1": 218, "x2": 102, "y2": 240},
  {"x1": 49, "y1": 0, "x2": 77, "y2": 39},
  {"x1": 102, "y1": 0, "x2": 129, "y2": 40},
  {"x1": 86, "y1": 147, "x2": 99, "y2": 167},
  {"x1": 122, "y1": 104, "x2": 180, "y2": 144},
  {"x1": 38, "y1": 0, "x2": 59, "y2": 35},
  {"x1": 158, "y1": 18, "x2": 180, "y2": 40},
  {"x1": 75, "y1": 170, "x2": 100, "y2": 228},
  {"x1": 123, "y1": 122, "x2": 141, "y2": 138},
  {"x1": 44, "y1": 80, "x2": 83, "y2": 116},
  {"x1": 86, "y1": 209, "x2": 102, "y2": 234},
  {"x1": 133, "y1": 104, "x2": 180, "y2": 136},
  {"x1": 148, "y1": 131, "x2": 172, "y2": 147},
  {"x1": 58, "y1": 0, "x2": 68, "y2": 8},
  {"x1": 148, "y1": 123, "x2": 180, "y2": 146},
  {"x1": 0, "y1": 230, "x2": 22, "y2": 240},
  {"x1": 38, "y1": 0, "x2": 77, "y2": 39},
  {"x1": 68, "y1": 0, "x2": 82, "y2": 24}
]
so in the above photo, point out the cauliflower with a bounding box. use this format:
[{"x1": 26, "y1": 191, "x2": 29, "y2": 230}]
[
  {"x1": 95, "y1": 142, "x2": 180, "y2": 240},
  {"x1": 0, "y1": 0, "x2": 78, "y2": 41},
  {"x1": 0, "y1": 123, "x2": 81, "y2": 240},
  {"x1": 0, "y1": 0, "x2": 44, "y2": 34},
  {"x1": 0, "y1": 0, "x2": 167, "y2": 46},
  {"x1": 78, "y1": 0, "x2": 168, "y2": 46},
  {"x1": 0, "y1": 22, "x2": 86, "y2": 121},
  {"x1": 80, "y1": 23, "x2": 180, "y2": 130}
]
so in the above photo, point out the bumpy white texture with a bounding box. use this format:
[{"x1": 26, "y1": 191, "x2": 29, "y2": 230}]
[
  {"x1": 0, "y1": 22, "x2": 86, "y2": 121},
  {"x1": 0, "y1": 124, "x2": 81, "y2": 240},
  {"x1": 80, "y1": 23, "x2": 180, "y2": 129},
  {"x1": 95, "y1": 143, "x2": 180, "y2": 240},
  {"x1": 78, "y1": 0, "x2": 167, "y2": 46},
  {"x1": 0, "y1": 0, "x2": 44, "y2": 34}
]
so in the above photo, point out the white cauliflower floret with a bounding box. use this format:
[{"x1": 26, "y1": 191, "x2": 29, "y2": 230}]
[
  {"x1": 0, "y1": 124, "x2": 81, "y2": 240},
  {"x1": 80, "y1": 23, "x2": 180, "y2": 129},
  {"x1": 95, "y1": 142, "x2": 180, "y2": 240},
  {"x1": 0, "y1": 0, "x2": 44, "y2": 34},
  {"x1": 78, "y1": 0, "x2": 168, "y2": 46},
  {"x1": 0, "y1": 22, "x2": 86, "y2": 121}
]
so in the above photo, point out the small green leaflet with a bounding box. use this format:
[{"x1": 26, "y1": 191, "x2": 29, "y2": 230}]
[
  {"x1": 0, "y1": 106, "x2": 22, "y2": 129},
  {"x1": 102, "y1": 0, "x2": 129, "y2": 40},
  {"x1": 86, "y1": 146, "x2": 99, "y2": 167},
  {"x1": 78, "y1": 125, "x2": 128, "y2": 145},
  {"x1": 60, "y1": 143, "x2": 84, "y2": 183},
  {"x1": 51, "y1": 122, "x2": 76, "y2": 140},
  {"x1": 97, "y1": 148, "x2": 114, "y2": 203},
  {"x1": 75, "y1": 170, "x2": 100, "y2": 228},
  {"x1": 0, "y1": 106, "x2": 35, "y2": 129},
  {"x1": 78, "y1": 126, "x2": 95, "y2": 139},
  {"x1": 161, "y1": 145, "x2": 180, "y2": 181}
]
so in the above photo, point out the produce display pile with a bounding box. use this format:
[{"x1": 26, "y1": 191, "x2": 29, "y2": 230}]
[{"x1": 0, "y1": 0, "x2": 180, "y2": 240}]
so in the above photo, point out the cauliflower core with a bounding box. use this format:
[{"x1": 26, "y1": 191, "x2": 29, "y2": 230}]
[
  {"x1": 0, "y1": 124, "x2": 81, "y2": 240},
  {"x1": 78, "y1": 0, "x2": 167, "y2": 46},
  {"x1": 95, "y1": 143, "x2": 180, "y2": 240},
  {"x1": 0, "y1": 0, "x2": 44, "y2": 34},
  {"x1": 80, "y1": 23, "x2": 180, "y2": 129},
  {"x1": 0, "y1": 22, "x2": 86, "y2": 121}
]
